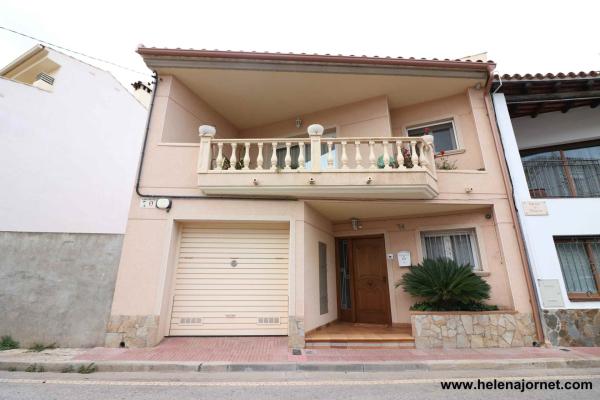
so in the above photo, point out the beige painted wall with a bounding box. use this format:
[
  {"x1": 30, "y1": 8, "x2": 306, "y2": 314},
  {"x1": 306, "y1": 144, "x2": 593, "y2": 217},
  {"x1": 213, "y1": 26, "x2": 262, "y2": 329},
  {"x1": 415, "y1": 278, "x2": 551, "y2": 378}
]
[
  {"x1": 390, "y1": 91, "x2": 484, "y2": 170},
  {"x1": 110, "y1": 196, "x2": 339, "y2": 343},
  {"x1": 110, "y1": 74, "x2": 534, "y2": 342},
  {"x1": 140, "y1": 79, "x2": 501, "y2": 195},
  {"x1": 239, "y1": 96, "x2": 392, "y2": 139},
  {"x1": 302, "y1": 204, "x2": 338, "y2": 332},
  {"x1": 332, "y1": 204, "x2": 532, "y2": 324},
  {"x1": 159, "y1": 76, "x2": 238, "y2": 143}
]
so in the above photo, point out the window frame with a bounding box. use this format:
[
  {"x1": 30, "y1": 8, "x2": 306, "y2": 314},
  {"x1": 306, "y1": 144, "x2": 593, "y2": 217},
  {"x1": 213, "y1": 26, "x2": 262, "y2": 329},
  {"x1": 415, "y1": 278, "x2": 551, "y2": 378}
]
[
  {"x1": 554, "y1": 235, "x2": 600, "y2": 301},
  {"x1": 318, "y1": 241, "x2": 329, "y2": 315},
  {"x1": 520, "y1": 139, "x2": 600, "y2": 198},
  {"x1": 406, "y1": 119, "x2": 460, "y2": 154},
  {"x1": 419, "y1": 228, "x2": 482, "y2": 271}
]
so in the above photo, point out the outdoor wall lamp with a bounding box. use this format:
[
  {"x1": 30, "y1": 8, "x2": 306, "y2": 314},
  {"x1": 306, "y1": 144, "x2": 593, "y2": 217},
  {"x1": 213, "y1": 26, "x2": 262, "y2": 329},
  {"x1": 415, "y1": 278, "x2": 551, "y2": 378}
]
[
  {"x1": 295, "y1": 117, "x2": 302, "y2": 129},
  {"x1": 156, "y1": 198, "x2": 172, "y2": 212}
]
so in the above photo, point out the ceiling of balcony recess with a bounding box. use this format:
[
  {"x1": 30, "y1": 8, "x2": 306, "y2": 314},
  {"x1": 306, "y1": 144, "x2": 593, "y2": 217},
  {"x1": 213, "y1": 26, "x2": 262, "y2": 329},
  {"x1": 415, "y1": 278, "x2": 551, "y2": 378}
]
[
  {"x1": 157, "y1": 67, "x2": 486, "y2": 130},
  {"x1": 305, "y1": 200, "x2": 489, "y2": 222}
]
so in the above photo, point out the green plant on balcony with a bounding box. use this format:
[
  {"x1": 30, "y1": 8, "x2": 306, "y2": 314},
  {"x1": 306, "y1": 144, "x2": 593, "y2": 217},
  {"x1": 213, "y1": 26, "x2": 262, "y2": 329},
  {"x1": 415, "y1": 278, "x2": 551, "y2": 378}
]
[
  {"x1": 221, "y1": 156, "x2": 244, "y2": 170},
  {"x1": 377, "y1": 147, "x2": 414, "y2": 169},
  {"x1": 396, "y1": 258, "x2": 498, "y2": 311},
  {"x1": 377, "y1": 155, "x2": 398, "y2": 168}
]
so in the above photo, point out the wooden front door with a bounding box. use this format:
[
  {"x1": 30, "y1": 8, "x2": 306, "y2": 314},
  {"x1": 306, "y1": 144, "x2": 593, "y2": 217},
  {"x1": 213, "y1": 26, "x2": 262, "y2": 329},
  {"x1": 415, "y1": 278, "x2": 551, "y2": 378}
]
[{"x1": 336, "y1": 236, "x2": 391, "y2": 324}]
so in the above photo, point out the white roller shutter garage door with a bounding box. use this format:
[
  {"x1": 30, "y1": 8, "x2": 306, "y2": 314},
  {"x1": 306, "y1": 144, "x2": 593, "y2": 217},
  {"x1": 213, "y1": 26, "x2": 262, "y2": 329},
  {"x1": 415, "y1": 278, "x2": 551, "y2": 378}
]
[{"x1": 169, "y1": 222, "x2": 289, "y2": 336}]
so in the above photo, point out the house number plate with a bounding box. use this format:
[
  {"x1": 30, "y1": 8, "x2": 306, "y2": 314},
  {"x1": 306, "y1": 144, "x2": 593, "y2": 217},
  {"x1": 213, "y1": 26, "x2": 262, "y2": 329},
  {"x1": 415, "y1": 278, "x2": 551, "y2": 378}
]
[{"x1": 139, "y1": 198, "x2": 157, "y2": 208}]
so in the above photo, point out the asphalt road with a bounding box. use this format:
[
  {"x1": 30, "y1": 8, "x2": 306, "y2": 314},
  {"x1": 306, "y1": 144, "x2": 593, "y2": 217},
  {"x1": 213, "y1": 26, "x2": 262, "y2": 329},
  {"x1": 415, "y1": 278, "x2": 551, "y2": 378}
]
[{"x1": 1, "y1": 368, "x2": 599, "y2": 400}]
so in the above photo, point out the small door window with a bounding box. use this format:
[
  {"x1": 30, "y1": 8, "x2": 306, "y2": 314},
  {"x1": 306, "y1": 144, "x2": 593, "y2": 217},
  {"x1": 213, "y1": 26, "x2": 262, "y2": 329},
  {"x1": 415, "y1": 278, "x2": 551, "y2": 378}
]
[{"x1": 318, "y1": 242, "x2": 328, "y2": 315}]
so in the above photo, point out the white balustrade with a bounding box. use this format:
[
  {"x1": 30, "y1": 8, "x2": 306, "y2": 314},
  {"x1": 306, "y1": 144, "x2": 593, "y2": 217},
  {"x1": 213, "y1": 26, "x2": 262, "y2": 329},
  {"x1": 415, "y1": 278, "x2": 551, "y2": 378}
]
[{"x1": 198, "y1": 124, "x2": 436, "y2": 177}]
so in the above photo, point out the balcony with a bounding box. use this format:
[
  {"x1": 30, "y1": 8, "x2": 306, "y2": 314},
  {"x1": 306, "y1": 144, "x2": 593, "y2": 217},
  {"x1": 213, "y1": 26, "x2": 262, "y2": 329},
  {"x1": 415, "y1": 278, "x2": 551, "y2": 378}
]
[
  {"x1": 196, "y1": 124, "x2": 438, "y2": 199},
  {"x1": 523, "y1": 159, "x2": 600, "y2": 198}
]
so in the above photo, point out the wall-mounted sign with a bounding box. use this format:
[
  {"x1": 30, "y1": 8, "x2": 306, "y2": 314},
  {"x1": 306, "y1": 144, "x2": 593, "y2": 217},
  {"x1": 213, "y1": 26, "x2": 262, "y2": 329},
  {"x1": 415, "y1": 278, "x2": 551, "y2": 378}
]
[
  {"x1": 397, "y1": 251, "x2": 411, "y2": 267},
  {"x1": 522, "y1": 201, "x2": 548, "y2": 216},
  {"x1": 538, "y1": 279, "x2": 565, "y2": 308},
  {"x1": 140, "y1": 198, "x2": 157, "y2": 208}
]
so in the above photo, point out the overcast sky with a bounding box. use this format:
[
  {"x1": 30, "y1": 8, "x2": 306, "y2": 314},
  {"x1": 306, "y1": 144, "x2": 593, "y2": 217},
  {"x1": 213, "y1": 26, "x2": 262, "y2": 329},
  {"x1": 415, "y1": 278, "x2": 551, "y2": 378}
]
[{"x1": 1, "y1": 0, "x2": 599, "y2": 89}]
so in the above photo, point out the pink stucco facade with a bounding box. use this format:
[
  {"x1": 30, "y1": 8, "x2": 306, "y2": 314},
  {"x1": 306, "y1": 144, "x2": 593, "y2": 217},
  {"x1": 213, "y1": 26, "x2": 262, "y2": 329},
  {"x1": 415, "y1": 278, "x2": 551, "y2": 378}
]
[{"x1": 105, "y1": 49, "x2": 540, "y2": 349}]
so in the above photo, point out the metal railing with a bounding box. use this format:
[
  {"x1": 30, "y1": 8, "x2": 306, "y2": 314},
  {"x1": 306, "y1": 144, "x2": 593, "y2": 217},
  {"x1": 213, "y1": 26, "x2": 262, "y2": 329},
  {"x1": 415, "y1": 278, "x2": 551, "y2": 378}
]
[{"x1": 522, "y1": 159, "x2": 600, "y2": 198}]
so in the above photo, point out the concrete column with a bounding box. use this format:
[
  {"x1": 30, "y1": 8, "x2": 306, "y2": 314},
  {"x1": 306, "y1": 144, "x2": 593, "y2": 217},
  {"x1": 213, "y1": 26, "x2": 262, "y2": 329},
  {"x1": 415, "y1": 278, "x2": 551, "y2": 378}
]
[
  {"x1": 197, "y1": 125, "x2": 216, "y2": 173},
  {"x1": 307, "y1": 124, "x2": 324, "y2": 172}
]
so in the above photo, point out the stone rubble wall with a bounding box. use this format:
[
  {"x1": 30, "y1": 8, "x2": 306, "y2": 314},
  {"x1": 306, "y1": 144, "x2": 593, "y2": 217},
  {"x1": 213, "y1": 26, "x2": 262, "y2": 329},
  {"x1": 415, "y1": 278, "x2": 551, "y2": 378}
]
[
  {"x1": 412, "y1": 312, "x2": 536, "y2": 349},
  {"x1": 542, "y1": 309, "x2": 600, "y2": 347},
  {"x1": 105, "y1": 315, "x2": 160, "y2": 348}
]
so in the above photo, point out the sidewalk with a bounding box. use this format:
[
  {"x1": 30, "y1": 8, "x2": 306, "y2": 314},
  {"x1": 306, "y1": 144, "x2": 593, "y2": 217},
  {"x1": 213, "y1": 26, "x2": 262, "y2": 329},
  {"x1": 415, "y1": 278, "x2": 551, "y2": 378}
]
[{"x1": 2, "y1": 337, "x2": 600, "y2": 373}]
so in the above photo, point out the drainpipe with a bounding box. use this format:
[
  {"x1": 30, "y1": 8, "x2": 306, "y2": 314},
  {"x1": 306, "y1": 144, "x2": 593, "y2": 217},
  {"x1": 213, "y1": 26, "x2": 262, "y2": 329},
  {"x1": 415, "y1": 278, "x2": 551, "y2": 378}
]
[{"x1": 484, "y1": 93, "x2": 546, "y2": 346}]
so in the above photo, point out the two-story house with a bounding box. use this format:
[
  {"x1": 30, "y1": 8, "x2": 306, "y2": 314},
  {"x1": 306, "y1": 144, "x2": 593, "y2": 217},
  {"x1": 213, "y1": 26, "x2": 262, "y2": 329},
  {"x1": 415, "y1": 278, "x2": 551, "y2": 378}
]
[
  {"x1": 493, "y1": 72, "x2": 600, "y2": 346},
  {"x1": 0, "y1": 45, "x2": 147, "y2": 347},
  {"x1": 105, "y1": 47, "x2": 542, "y2": 349}
]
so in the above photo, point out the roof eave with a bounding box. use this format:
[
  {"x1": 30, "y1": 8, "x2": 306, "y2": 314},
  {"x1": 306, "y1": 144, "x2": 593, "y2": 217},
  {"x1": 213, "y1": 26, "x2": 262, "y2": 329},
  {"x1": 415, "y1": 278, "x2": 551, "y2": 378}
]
[
  {"x1": 0, "y1": 44, "x2": 46, "y2": 76},
  {"x1": 137, "y1": 48, "x2": 495, "y2": 81}
]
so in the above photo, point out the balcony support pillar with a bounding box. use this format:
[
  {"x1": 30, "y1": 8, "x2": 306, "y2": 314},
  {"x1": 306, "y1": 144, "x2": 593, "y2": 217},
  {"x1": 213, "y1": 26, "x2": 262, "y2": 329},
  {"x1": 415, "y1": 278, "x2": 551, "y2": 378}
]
[
  {"x1": 422, "y1": 134, "x2": 436, "y2": 177},
  {"x1": 307, "y1": 124, "x2": 324, "y2": 172},
  {"x1": 198, "y1": 125, "x2": 216, "y2": 173}
]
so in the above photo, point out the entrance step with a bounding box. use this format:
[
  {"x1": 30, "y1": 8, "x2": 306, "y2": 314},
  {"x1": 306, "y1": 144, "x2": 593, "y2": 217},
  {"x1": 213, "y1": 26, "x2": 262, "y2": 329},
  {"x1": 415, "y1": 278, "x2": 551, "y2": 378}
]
[
  {"x1": 305, "y1": 337, "x2": 415, "y2": 349},
  {"x1": 305, "y1": 321, "x2": 415, "y2": 349}
]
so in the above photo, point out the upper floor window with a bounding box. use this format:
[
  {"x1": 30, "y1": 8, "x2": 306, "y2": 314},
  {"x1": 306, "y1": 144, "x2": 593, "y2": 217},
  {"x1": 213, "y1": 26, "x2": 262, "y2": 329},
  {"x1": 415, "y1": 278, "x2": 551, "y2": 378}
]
[
  {"x1": 521, "y1": 140, "x2": 600, "y2": 198},
  {"x1": 421, "y1": 229, "x2": 481, "y2": 270},
  {"x1": 554, "y1": 236, "x2": 600, "y2": 301},
  {"x1": 407, "y1": 120, "x2": 458, "y2": 153}
]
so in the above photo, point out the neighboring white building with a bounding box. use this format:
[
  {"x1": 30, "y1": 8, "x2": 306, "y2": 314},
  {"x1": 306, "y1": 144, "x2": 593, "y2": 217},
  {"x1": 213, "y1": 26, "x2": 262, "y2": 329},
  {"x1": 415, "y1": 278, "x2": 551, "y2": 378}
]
[
  {"x1": 0, "y1": 45, "x2": 148, "y2": 347},
  {"x1": 493, "y1": 72, "x2": 600, "y2": 346},
  {"x1": 0, "y1": 44, "x2": 148, "y2": 233}
]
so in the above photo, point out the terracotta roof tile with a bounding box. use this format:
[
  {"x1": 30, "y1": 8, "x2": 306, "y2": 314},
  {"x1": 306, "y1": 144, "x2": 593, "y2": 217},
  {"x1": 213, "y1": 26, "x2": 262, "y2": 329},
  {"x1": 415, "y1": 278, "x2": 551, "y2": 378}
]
[
  {"x1": 496, "y1": 71, "x2": 600, "y2": 81},
  {"x1": 137, "y1": 46, "x2": 493, "y2": 66}
]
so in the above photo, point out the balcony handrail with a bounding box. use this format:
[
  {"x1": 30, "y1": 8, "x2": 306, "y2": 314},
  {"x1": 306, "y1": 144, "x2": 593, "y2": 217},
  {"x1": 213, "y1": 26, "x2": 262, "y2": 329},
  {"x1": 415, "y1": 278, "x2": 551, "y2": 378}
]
[
  {"x1": 197, "y1": 124, "x2": 436, "y2": 177},
  {"x1": 207, "y1": 137, "x2": 312, "y2": 144},
  {"x1": 203, "y1": 136, "x2": 429, "y2": 144}
]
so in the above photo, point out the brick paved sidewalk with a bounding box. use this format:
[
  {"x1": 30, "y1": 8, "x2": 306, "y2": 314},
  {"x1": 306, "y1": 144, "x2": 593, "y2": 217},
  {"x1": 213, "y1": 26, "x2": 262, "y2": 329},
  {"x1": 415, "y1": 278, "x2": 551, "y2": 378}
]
[{"x1": 72, "y1": 337, "x2": 600, "y2": 363}]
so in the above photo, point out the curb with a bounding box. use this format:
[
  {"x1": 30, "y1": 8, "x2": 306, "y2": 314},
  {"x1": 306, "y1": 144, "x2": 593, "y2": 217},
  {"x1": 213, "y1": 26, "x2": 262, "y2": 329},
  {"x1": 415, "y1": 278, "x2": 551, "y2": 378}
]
[{"x1": 2, "y1": 357, "x2": 600, "y2": 373}]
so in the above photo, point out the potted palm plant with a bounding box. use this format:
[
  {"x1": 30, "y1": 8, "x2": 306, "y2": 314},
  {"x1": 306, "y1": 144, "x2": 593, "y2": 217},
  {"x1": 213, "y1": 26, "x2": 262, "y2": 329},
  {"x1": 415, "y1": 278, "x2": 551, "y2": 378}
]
[
  {"x1": 394, "y1": 259, "x2": 537, "y2": 349},
  {"x1": 397, "y1": 258, "x2": 497, "y2": 311}
]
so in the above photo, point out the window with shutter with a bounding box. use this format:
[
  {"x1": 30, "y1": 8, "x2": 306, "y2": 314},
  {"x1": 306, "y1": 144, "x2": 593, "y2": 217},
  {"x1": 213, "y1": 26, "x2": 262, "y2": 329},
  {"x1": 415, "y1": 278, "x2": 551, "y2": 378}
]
[{"x1": 318, "y1": 242, "x2": 328, "y2": 315}]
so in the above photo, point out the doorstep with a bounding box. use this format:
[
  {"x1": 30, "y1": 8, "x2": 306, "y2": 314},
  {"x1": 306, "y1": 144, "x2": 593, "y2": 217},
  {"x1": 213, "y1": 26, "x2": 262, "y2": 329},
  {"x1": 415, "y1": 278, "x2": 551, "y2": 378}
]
[{"x1": 305, "y1": 321, "x2": 415, "y2": 349}]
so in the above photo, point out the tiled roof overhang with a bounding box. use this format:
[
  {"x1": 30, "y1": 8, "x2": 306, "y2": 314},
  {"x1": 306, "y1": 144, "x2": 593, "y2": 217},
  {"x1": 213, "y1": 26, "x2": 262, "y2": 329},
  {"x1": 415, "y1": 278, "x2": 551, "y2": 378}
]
[
  {"x1": 492, "y1": 71, "x2": 600, "y2": 118},
  {"x1": 137, "y1": 47, "x2": 495, "y2": 84}
]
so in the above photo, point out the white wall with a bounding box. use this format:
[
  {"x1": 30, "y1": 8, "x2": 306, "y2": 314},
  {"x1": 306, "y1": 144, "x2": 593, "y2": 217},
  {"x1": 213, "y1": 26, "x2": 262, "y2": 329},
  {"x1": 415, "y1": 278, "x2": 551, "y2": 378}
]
[
  {"x1": 0, "y1": 50, "x2": 147, "y2": 234},
  {"x1": 512, "y1": 107, "x2": 600, "y2": 150},
  {"x1": 494, "y1": 93, "x2": 600, "y2": 310}
]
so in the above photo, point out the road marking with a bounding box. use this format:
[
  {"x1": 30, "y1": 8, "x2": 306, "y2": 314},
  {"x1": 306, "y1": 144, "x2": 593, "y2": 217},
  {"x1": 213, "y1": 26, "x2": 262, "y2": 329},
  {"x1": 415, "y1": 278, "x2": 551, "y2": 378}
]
[{"x1": 1, "y1": 375, "x2": 599, "y2": 387}]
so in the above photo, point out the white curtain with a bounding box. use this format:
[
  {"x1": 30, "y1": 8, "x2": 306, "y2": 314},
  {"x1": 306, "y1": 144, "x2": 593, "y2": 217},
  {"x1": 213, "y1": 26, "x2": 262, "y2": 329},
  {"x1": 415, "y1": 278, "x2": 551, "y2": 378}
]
[
  {"x1": 556, "y1": 241, "x2": 597, "y2": 293},
  {"x1": 423, "y1": 232, "x2": 478, "y2": 269}
]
